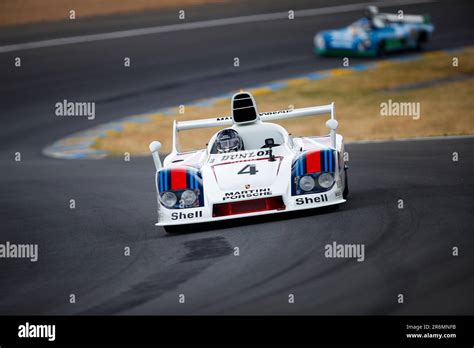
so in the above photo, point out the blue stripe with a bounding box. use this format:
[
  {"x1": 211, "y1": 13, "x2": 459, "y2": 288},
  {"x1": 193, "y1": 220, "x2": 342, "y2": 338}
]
[
  {"x1": 328, "y1": 150, "x2": 331, "y2": 171},
  {"x1": 190, "y1": 171, "x2": 195, "y2": 189},
  {"x1": 300, "y1": 155, "x2": 304, "y2": 175},
  {"x1": 324, "y1": 150, "x2": 327, "y2": 171},
  {"x1": 326, "y1": 150, "x2": 329, "y2": 171},
  {"x1": 325, "y1": 150, "x2": 329, "y2": 171},
  {"x1": 266, "y1": 81, "x2": 288, "y2": 90},
  {"x1": 331, "y1": 150, "x2": 333, "y2": 171},
  {"x1": 159, "y1": 171, "x2": 163, "y2": 192},
  {"x1": 329, "y1": 150, "x2": 334, "y2": 172},
  {"x1": 164, "y1": 170, "x2": 168, "y2": 191},
  {"x1": 306, "y1": 72, "x2": 330, "y2": 80},
  {"x1": 351, "y1": 63, "x2": 377, "y2": 71},
  {"x1": 192, "y1": 100, "x2": 214, "y2": 107},
  {"x1": 332, "y1": 151, "x2": 334, "y2": 171},
  {"x1": 323, "y1": 150, "x2": 327, "y2": 171},
  {"x1": 329, "y1": 150, "x2": 333, "y2": 171}
]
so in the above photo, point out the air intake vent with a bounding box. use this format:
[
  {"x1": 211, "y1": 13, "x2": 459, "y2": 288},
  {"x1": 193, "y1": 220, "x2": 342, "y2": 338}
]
[
  {"x1": 212, "y1": 196, "x2": 286, "y2": 217},
  {"x1": 232, "y1": 92, "x2": 258, "y2": 124}
]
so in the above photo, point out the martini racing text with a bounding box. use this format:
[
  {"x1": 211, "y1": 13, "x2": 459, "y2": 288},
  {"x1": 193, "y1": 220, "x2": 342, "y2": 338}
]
[{"x1": 223, "y1": 188, "x2": 272, "y2": 201}]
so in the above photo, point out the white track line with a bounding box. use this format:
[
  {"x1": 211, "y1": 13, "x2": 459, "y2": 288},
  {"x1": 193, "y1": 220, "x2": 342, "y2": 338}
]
[{"x1": 0, "y1": 0, "x2": 434, "y2": 53}]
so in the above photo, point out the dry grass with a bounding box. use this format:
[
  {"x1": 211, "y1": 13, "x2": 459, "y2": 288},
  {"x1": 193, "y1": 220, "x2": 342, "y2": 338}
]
[
  {"x1": 0, "y1": 0, "x2": 227, "y2": 27},
  {"x1": 94, "y1": 48, "x2": 474, "y2": 156}
]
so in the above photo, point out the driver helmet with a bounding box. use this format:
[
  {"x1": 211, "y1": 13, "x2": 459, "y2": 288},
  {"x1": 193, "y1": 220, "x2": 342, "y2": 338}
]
[
  {"x1": 216, "y1": 129, "x2": 244, "y2": 153},
  {"x1": 365, "y1": 5, "x2": 379, "y2": 19}
]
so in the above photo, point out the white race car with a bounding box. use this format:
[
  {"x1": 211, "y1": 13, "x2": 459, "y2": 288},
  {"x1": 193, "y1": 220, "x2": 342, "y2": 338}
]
[{"x1": 149, "y1": 91, "x2": 348, "y2": 233}]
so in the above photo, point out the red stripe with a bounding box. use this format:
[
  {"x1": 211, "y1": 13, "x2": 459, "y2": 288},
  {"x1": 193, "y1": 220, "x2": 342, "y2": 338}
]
[
  {"x1": 171, "y1": 168, "x2": 187, "y2": 190},
  {"x1": 306, "y1": 151, "x2": 321, "y2": 173}
]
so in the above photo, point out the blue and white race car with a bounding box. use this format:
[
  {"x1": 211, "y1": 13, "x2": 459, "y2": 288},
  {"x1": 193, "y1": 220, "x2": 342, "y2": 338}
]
[{"x1": 314, "y1": 6, "x2": 434, "y2": 57}]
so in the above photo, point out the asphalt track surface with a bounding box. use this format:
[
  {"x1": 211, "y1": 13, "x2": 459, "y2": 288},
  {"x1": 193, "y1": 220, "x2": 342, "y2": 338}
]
[{"x1": 0, "y1": 0, "x2": 473, "y2": 315}]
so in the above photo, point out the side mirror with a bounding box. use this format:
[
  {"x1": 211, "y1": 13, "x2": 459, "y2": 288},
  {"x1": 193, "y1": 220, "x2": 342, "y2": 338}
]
[
  {"x1": 149, "y1": 141, "x2": 162, "y2": 170},
  {"x1": 265, "y1": 138, "x2": 276, "y2": 162},
  {"x1": 326, "y1": 119, "x2": 338, "y2": 130},
  {"x1": 265, "y1": 138, "x2": 275, "y2": 147}
]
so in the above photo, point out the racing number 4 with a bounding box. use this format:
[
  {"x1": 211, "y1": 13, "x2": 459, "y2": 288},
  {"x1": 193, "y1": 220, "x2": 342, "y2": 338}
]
[{"x1": 238, "y1": 164, "x2": 259, "y2": 175}]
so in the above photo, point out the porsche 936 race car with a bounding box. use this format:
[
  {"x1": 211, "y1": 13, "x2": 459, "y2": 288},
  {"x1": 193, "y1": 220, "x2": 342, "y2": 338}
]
[
  {"x1": 314, "y1": 6, "x2": 434, "y2": 57},
  {"x1": 149, "y1": 92, "x2": 348, "y2": 232}
]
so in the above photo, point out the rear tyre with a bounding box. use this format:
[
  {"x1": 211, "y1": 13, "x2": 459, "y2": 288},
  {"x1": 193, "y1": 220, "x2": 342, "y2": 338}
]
[
  {"x1": 416, "y1": 31, "x2": 428, "y2": 51},
  {"x1": 376, "y1": 40, "x2": 386, "y2": 57},
  {"x1": 343, "y1": 169, "x2": 349, "y2": 199}
]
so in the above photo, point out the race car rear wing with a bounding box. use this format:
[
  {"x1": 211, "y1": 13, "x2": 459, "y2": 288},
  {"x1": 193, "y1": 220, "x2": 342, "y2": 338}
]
[
  {"x1": 173, "y1": 102, "x2": 338, "y2": 151},
  {"x1": 377, "y1": 13, "x2": 430, "y2": 24}
]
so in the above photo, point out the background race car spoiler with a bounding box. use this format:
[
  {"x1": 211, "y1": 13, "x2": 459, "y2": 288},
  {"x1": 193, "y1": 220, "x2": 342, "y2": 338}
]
[
  {"x1": 173, "y1": 102, "x2": 339, "y2": 150},
  {"x1": 378, "y1": 13, "x2": 430, "y2": 24}
]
